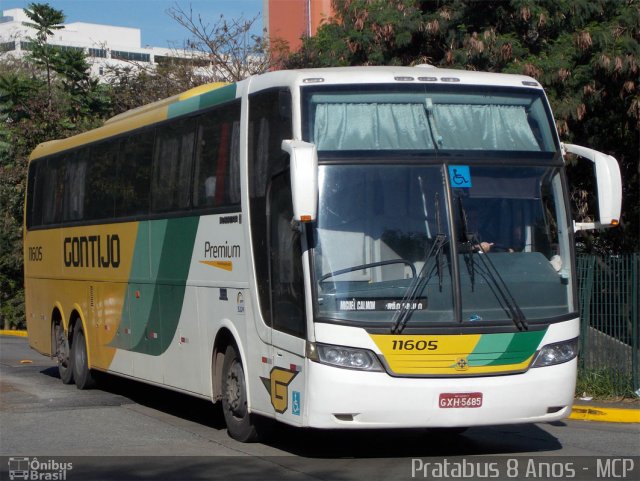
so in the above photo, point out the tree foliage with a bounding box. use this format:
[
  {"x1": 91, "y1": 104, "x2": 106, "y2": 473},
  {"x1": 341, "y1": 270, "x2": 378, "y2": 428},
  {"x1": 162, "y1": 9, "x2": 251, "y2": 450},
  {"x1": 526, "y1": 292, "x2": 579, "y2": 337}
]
[
  {"x1": 22, "y1": 2, "x2": 65, "y2": 107},
  {"x1": 287, "y1": 0, "x2": 639, "y2": 253},
  {"x1": 0, "y1": 2, "x2": 283, "y2": 328},
  {"x1": 0, "y1": 5, "x2": 109, "y2": 329}
]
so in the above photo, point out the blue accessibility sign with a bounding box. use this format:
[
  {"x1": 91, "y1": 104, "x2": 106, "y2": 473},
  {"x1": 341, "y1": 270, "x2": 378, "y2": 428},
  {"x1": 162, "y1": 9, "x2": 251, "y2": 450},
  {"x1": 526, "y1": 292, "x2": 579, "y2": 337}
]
[{"x1": 449, "y1": 165, "x2": 472, "y2": 188}]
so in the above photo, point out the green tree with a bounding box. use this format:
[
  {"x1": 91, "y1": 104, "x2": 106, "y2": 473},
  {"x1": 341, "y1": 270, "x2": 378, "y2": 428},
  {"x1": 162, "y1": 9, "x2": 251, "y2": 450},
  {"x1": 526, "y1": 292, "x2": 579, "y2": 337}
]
[
  {"x1": 0, "y1": 4, "x2": 109, "y2": 329},
  {"x1": 287, "y1": 0, "x2": 424, "y2": 67},
  {"x1": 22, "y1": 2, "x2": 65, "y2": 107}
]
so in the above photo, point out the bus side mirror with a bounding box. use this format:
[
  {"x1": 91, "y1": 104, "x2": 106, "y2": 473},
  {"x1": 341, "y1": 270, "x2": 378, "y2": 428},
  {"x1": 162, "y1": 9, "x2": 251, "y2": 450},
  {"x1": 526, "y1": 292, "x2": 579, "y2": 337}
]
[
  {"x1": 562, "y1": 143, "x2": 622, "y2": 231},
  {"x1": 281, "y1": 140, "x2": 318, "y2": 223}
]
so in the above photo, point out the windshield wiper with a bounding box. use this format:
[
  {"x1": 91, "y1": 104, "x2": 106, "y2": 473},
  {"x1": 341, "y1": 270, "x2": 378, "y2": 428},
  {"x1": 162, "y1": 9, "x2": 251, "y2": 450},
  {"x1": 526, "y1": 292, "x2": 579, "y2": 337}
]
[
  {"x1": 390, "y1": 188, "x2": 448, "y2": 334},
  {"x1": 390, "y1": 234, "x2": 446, "y2": 334},
  {"x1": 456, "y1": 195, "x2": 528, "y2": 331}
]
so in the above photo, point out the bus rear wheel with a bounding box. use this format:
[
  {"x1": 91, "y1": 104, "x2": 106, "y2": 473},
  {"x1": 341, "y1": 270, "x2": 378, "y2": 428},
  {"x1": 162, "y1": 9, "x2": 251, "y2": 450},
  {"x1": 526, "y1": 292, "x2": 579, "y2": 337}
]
[
  {"x1": 221, "y1": 344, "x2": 259, "y2": 442},
  {"x1": 53, "y1": 323, "x2": 74, "y2": 384},
  {"x1": 72, "y1": 323, "x2": 95, "y2": 390}
]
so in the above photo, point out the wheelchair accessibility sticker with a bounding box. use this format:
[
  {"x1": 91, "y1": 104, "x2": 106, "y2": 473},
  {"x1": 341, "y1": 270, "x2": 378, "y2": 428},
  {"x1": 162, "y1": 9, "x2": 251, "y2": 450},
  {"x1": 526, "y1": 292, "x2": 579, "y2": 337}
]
[
  {"x1": 449, "y1": 165, "x2": 472, "y2": 188},
  {"x1": 292, "y1": 391, "x2": 301, "y2": 416}
]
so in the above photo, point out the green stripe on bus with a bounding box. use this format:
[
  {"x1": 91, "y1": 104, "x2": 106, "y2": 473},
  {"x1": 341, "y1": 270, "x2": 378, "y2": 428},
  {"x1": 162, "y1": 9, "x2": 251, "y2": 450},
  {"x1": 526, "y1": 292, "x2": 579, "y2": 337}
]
[
  {"x1": 168, "y1": 84, "x2": 237, "y2": 119},
  {"x1": 467, "y1": 333, "x2": 514, "y2": 366},
  {"x1": 130, "y1": 216, "x2": 199, "y2": 355},
  {"x1": 198, "y1": 84, "x2": 237, "y2": 109},
  {"x1": 486, "y1": 329, "x2": 546, "y2": 366},
  {"x1": 111, "y1": 217, "x2": 199, "y2": 355}
]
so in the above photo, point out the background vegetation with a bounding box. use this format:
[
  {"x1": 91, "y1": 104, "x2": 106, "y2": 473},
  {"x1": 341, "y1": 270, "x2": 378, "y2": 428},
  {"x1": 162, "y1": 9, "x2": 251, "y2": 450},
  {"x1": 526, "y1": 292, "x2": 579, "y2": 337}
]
[{"x1": 0, "y1": 1, "x2": 638, "y2": 329}]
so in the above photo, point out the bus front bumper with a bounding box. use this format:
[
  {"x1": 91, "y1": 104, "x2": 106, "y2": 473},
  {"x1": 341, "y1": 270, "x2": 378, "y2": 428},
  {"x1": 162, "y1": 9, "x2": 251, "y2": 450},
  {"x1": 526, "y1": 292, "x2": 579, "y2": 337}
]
[{"x1": 303, "y1": 359, "x2": 576, "y2": 429}]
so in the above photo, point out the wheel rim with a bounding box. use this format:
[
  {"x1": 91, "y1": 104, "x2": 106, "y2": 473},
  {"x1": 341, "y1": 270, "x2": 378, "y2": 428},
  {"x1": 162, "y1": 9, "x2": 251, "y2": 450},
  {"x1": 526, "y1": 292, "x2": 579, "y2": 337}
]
[
  {"x1": 55, "y1": 325, "x2": 70, "y2": 369},
  {"x1": 225, "y1": 359, "x2": 247, "y2": 419}
]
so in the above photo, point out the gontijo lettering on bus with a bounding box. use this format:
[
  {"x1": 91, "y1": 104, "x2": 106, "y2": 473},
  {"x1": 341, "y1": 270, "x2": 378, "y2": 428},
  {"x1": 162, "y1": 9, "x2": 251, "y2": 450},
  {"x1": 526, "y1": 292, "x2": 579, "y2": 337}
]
[{"x1": 63, "y1": 234, "x2": 120, "y2": 268}]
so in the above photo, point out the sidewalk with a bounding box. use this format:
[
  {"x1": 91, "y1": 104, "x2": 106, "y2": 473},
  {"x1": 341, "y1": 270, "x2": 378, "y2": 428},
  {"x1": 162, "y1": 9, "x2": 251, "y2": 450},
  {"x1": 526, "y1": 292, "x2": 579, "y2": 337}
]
[{"x1": 2, "y1": 330, "x2": 638, "y2": 423}]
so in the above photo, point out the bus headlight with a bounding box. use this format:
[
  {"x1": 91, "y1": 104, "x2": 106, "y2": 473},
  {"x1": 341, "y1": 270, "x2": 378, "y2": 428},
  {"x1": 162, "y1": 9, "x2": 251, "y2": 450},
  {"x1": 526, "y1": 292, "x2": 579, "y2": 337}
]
[
  {"x1": 531, "y1": 338, "x2": 578, "y2": 367},
  {"x1": 307, "y1": 342, "x2": 383, "y2": 371}
]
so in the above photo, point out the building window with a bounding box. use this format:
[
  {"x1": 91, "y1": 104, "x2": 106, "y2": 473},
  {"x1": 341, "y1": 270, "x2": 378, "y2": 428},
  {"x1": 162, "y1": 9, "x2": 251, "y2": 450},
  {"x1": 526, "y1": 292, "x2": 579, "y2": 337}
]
[
  {"x1": 89, "y1": 48, "x2": 106, "y2": 58},
  {"x1": 154, "y1": 55, "x2": 208, "y2": 67},
  {"x1": 0, "y1": 41, "x2": 15, "y2": 52},
  {"x1": 111, "y1": 50, "x2": 150, "y2": 62},
  {"x1": 52, "y1": 45, "x2": 84, "y2": 54}
]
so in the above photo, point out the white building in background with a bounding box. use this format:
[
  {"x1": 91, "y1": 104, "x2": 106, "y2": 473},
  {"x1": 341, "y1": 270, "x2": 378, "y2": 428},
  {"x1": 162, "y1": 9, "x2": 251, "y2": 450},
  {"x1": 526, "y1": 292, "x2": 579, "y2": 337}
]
[{"x1": 0, "y1": 8, "x2": 200, "y2": 78}]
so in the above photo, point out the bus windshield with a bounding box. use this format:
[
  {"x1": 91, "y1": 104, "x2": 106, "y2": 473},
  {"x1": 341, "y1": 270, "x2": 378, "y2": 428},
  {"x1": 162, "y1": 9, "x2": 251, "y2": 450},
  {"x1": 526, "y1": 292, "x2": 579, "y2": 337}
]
[
  {"x1": 303, "y1": 85, "x2": 558, "y2": 154},
  {"x1": 312, "y1": 164, "x2": 573, "y2": 327}
]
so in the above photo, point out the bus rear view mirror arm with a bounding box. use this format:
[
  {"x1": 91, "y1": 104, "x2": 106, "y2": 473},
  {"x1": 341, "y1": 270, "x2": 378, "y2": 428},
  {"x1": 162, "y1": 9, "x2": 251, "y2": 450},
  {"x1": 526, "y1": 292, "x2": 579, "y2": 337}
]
[
  {"x1": 282, "y1": 140, "x2": 318, "y2": 223},
  {"x1": 562, "y1": 143, "x2": 622, "y2": 232}
]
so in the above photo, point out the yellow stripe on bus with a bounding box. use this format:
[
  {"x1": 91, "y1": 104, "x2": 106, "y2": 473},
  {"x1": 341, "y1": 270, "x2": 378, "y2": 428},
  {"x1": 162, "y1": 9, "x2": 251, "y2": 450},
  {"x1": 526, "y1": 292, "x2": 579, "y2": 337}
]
[
  {"x1": 370, "y1": 334, "x2": 533, "y2": 375},
  {"x1": 199, "y1": 260, "x2": 234, "y2": 271}
]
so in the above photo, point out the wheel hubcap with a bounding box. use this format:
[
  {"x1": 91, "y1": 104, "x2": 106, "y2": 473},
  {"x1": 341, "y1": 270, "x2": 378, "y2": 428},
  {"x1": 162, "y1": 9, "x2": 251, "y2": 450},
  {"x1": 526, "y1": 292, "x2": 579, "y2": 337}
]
[
  {"x1": 56, "y1": 326, "x2": 69, "y2": 368},
  {"x1": 225, "y1": 360, "x2": 246, "y2": 418}
]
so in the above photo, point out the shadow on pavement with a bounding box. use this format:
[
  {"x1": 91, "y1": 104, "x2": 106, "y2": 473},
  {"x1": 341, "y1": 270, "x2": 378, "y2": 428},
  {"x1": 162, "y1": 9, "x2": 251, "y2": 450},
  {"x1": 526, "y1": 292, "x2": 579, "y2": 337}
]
[{"x1": 39, "y1": 368, "x2": 563, "y2": 459}]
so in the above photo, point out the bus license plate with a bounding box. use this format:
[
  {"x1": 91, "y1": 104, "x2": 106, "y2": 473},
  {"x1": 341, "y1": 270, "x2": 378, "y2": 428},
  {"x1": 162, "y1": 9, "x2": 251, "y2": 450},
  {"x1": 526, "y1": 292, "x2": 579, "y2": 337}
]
[{"x1": 439, "y1": 392, "x2": 483, "y2": 408}]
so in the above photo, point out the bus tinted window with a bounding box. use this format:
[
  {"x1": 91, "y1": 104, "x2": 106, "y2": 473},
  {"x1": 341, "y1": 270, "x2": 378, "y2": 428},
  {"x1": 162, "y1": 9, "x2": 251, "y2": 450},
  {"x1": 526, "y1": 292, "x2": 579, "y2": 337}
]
[
  {"x1": 152, "y1": 118, "x2": 196, "y2": 212},
  {"x1": 248, "y1": 89, "x2": 293, "y2": 327},
  {"x1": 40, "y1": 156, "x2": 65, "y2": 225},
  {"x1": 303, "y1": 85, "x2": 557, "y2": 154},
  {"x1": 62, "y1": 151, "x2": 87, "y2": 222},
  {"x1": 85, "y1": 141, "x2": 118, "y2": 220},
  {"x1": 28, "y1": 160, "x2": 43, "y2": 228},
  {"x1": 193, "y1": 103, "x2": 241, "y2": 208},
  {"x1": 116, "y1": 130, "x2": 154, "y2": 218},
  {"x1": 27, "y1": 100, "x2": 242, "y2": 229}
]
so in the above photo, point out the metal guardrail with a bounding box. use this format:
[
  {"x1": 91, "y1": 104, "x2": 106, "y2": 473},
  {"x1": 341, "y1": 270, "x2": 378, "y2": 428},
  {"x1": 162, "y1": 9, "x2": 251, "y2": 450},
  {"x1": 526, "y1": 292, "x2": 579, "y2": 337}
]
[{"x1": 577, "y1": 253, "x2": 639, "y2": 392}]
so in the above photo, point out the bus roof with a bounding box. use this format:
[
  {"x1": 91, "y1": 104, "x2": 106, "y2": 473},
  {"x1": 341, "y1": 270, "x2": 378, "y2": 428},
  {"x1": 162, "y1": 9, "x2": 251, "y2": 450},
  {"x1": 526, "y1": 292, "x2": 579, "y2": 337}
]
[
  {"x1": 249, "y1": 65, "x2": 542, "y2": 91},
  {"x1": 29, "y1": 66, "x2": 543, "y2": 161}
]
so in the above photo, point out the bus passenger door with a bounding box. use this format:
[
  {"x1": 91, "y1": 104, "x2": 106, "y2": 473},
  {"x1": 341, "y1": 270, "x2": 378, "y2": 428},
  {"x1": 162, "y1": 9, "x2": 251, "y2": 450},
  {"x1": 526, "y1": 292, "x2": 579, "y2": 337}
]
[{"x1": 267, "y1": 172, "x2": 307, "y2": 425}]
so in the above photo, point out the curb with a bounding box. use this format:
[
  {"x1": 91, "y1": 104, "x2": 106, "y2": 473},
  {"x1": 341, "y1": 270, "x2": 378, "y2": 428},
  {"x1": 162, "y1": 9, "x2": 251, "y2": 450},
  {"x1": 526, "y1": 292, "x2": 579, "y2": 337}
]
[
  {"x1": 569, "y1": 405, "x2": 640, "y2": 423},
  {"x1": 0, "y1": 330, "x2": 28, "y2": 338}
]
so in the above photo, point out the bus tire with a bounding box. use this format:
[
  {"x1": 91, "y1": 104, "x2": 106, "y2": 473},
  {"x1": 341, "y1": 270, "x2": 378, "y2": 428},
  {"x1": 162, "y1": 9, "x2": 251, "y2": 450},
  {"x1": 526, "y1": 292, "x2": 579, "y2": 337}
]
[
  {"x1": 221, "y1": 344, "x2": 259, "y2": 442},
  {"x1": 53, "y1": 322, "x2": 74, "y2": 385},
  {"x1": 72, "y1": 322, "x2": 95, "y2": 390}
]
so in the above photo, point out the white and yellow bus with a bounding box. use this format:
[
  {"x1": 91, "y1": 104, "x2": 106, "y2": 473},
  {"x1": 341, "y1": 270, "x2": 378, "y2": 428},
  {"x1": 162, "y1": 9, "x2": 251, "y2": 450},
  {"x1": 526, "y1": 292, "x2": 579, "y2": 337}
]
[{"x1": 24, "y1": 66, "x2": 622, "y2": 441}]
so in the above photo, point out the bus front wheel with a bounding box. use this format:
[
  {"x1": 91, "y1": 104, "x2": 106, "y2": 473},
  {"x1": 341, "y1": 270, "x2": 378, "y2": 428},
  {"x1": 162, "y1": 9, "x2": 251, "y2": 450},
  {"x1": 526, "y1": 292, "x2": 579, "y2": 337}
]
[
  {"x1": 221, "y1": 344, "x2": 259, "y2": 442},
  {"x1": 71, "y1": 323, "x2": 95, "y2": 390}
]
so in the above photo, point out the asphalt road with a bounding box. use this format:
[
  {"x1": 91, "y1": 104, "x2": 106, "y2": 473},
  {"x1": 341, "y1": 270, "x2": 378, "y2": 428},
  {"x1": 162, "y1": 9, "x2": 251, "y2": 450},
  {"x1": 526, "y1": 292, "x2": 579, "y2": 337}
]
[{"x1": 1, "y1": 335, "x2": 638, "y2": 481}]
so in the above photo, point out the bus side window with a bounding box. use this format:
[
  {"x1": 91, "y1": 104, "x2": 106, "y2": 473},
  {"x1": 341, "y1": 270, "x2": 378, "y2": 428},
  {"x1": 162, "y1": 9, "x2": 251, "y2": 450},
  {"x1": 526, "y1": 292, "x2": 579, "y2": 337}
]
[
  {"x1": 41, "y1": 156, "x2": 65, "y2": 225},
  {"x1": 248, "y1": 88, "x2": 293, "y2": 327},
  {"x1": 152, "y1": 117, "x2": 196, "y2": 213},
  {"x1": 28, "y1": 159, "x2": 45, "y2": 228},
  {"x1": 85, "y1": 141, "x2": 118, "y2": 221},
  {"x1": 62, "y1": 151, "x2": 87, "y2": 222},
  {"x1": 269, "y1": 172, "x2": 305, "y2": 337},
  {"x1": 192, "y1": 101, "x2": 241, "y2": 209},
  {"x1": 116, "y1": 130, "x2": 153, "y2": 218}
]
